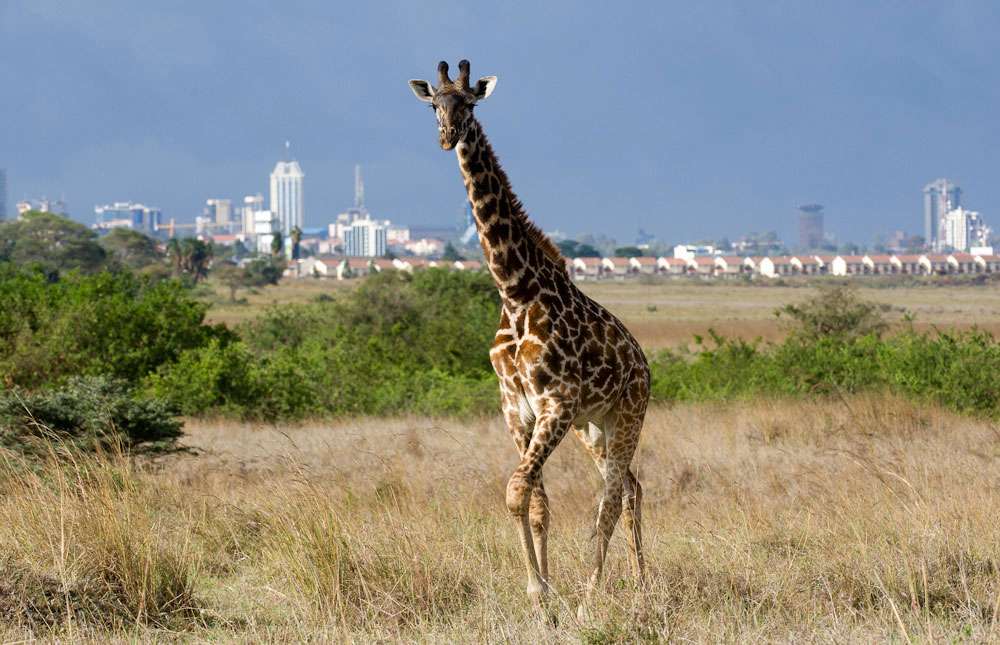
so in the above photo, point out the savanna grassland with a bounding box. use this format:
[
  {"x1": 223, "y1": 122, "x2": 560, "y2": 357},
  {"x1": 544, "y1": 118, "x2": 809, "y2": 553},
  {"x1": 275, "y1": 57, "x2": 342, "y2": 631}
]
[
  {"x1": 4, "y1": 273, "x2": 1000, "y2": 643},
  {"x1": 201, "y1": 275, "x2": 1000, "y2": 348},
  {"x1": 3, "y1": 398, "x2": 1000, "y2": 643}
]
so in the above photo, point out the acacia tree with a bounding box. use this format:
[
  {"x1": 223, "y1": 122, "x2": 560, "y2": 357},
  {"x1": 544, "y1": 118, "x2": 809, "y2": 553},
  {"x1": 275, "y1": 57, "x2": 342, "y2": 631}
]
[
  {"x1": 214, "y1": 264, "x2": 247, "y2": 301},
  {"x1": 101, "y1": 227, "x2": 163, "y2": 270},
  {"x1": 0, "y1": 211, "x2": 106, "y2": 276}
]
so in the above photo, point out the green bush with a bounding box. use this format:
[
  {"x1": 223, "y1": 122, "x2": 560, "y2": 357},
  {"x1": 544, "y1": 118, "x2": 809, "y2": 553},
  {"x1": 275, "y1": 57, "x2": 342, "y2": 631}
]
[
  {"x1": 650, "y1": 326, "x2": 1000, "y2": 420},
  {"x1": 0, "y1": 376, "x2": 182, "y2": 458},
  {"x1": 0, "y1": 267, "x2": 233, "y2": 389},
  {"x1": 149, "y1": 269, "x2": 502, "y2": 419}
]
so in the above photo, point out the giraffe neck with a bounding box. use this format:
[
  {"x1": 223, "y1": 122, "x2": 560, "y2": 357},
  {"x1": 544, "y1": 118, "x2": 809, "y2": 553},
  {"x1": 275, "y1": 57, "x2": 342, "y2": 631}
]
[{"x1": 455, "y1": 119, "x2": 565, "y2": 307}]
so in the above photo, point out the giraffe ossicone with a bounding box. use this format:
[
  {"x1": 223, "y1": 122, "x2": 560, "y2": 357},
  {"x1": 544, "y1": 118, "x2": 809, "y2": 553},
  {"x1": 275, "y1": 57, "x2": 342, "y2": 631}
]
[{"x1": 409, "y1": 60, "x2": 650, "y2": 617}]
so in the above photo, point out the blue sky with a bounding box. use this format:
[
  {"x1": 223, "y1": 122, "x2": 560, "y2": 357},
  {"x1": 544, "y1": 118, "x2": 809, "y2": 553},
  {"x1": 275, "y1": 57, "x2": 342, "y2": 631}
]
[{"x1": 2, "y1": 1, "x2": 998, "y2": 246}]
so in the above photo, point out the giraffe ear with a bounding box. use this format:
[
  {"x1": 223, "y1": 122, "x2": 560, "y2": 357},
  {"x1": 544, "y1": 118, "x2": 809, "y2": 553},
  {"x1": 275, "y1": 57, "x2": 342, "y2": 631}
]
[
  {"x1": 472, "y1": 76, "x2": 497, "y2": 101},
  {"x1": 408, "y1": 79, "x2": 435, "y2": 102}
]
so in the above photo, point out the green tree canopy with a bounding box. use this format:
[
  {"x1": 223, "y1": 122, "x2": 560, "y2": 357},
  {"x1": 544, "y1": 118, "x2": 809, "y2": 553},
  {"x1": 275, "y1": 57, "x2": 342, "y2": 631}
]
[
  {"x1": 214, "y1": 263, "x2": 247, "y2": 301},
  {"x1": 244, "y1": 257, "x2": 282, "y2": 287},
  {"x1": 0, "y1": 211, "x2": 106, "y2": 276},
  {"x1": 442, "y1": 242, "x2": 464, "y2": 262},
  {"x1": 613, "y1": 246, "x2": 643, "y2": 258},
  {"x1": 100, "y1": 227, "x2": 163, "y2": 270}
]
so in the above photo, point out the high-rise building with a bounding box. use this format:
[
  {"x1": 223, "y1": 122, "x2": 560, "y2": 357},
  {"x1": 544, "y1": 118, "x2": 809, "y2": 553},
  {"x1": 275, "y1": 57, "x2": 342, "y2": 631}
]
[
  {"x1": 242, "y1": 193, "x2": 264, "y2": 237},
  {"x1": 797, "y1": 204, "x2": 824, "y2": 248},
  {"x1": 94, "y1": 202, "x2": 160, "y2": 233},
  {"x1": 270, "y1": 160, "x2": 304, "y2": 236},
  {"x1": 939, "y1": 206, "x2": 991, "y2": 252},
  {"x1": 344, "y1": 219, "x2": 387, "y2": 257},
  {"x1": 0, "y1": 165, "x2": 6, "y2": 220},
  {"x1": 924, "y1": 179, "x2": 961, "y2": 247},
  {"x1": 205, "y1": 198, "x2": 232, "y2": 224}
]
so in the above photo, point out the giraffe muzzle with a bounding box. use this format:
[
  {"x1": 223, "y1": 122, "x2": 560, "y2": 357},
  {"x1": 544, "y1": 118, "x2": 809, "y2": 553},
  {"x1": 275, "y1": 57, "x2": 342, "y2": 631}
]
[{"x1": 440, "y1": 126, "x2": 460, "y2": 150}]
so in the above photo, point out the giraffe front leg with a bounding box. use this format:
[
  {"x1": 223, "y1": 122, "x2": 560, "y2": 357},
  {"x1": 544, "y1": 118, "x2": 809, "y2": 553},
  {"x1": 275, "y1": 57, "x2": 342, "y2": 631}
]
[
  {"x1": 529, "y1": 475, "x2": 550, "y2": 584},
  {"x1": 506, "y1": 465, "x2": 547, "y2": 607}
]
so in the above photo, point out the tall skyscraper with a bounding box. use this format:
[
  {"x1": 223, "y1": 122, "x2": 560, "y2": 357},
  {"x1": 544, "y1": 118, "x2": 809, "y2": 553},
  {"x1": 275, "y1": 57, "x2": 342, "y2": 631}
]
[
  {"x1": 797, "y1": 204, "x2": 824, "y2": 248},
  {"x1": 0, "y1": 165, "x2": 6, "y2": 220},
  {"x1": 270, "y1": 159, "x2": 304, "y2": 236},
  {"x1": 924, "y1": 179, "x2": 961, "y2": 247}
]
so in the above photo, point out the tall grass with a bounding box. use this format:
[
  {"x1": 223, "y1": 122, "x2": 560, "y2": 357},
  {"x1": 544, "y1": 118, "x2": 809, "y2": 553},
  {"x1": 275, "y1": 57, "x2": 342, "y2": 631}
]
[{"x1": 3, "y1": 399, "x2": 1000, "y2": 642}]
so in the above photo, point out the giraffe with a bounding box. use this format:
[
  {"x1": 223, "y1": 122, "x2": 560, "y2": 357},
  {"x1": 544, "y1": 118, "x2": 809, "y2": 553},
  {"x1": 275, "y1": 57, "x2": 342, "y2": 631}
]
[{"x1": 408, "y1": 60, "x2": 649, "y2": 616}]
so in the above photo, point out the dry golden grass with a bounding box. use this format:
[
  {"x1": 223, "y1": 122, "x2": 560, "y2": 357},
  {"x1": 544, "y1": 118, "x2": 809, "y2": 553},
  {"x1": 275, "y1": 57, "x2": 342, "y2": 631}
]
[
  {"x1": 3, "y1": 397, "x2": 1000, "y2": 642},
  {"x1": 201, "y1": 275, "x2": 1000, "y2": 347}
]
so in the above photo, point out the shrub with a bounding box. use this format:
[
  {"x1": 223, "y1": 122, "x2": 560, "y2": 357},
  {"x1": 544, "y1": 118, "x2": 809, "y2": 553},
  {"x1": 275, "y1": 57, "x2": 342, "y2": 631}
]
[
  {"x1": 0, "y1": 267, "x2": 233, "y2": 389},
  {"x1": 776, "y1": 285, "x2": 888, "y2": 340},
  {"x1": 0, "y1": 375, "x2": 182, "y2": 458},
  {"x1": 150, "y1": 268, "x2": 502, "y2": 419}
]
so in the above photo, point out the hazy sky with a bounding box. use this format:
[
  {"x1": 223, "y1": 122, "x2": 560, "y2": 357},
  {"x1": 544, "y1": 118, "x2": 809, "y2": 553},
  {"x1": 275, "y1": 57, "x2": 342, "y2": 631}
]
[{"x1": 2, "y1": 1, "x2": 999, "y2": 245}]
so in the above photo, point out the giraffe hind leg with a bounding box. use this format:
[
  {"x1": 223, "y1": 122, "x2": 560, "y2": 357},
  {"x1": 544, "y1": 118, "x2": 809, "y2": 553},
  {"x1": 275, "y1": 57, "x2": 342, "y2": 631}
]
[{"x1": 622, "y1": 468, "x2": 644, "y2": 580}]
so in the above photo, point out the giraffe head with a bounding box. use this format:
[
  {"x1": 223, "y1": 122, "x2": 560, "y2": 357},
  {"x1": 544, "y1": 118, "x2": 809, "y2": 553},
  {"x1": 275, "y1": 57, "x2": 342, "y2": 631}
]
[{"x1": 409, "y1": 60, "x2": 497, "y2": 150}]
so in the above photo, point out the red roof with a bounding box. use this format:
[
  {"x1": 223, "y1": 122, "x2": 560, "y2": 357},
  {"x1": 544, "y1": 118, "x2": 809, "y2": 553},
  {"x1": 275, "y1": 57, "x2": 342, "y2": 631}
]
[
  {"x1": 923, "y1": 254, "x2": 949, "y2": 262},
  {"x1": 574, "y1": 256, "x2": 603, "y2": 266},
  {"x1": 690, "y1": 256, "x2": 716, "y2": 265},
  {"x1": 838, "y1": 255, "x2": 865, "y2": 262},
  {"x1": 893, "y1": 254, "x2": 922, "y2": 262},
  {"x1": 865, "y1": 255, "x2": 892, "y2": 262},
  {"x1": 631, "y1": 256, "x2": 658, "y2": 265}
]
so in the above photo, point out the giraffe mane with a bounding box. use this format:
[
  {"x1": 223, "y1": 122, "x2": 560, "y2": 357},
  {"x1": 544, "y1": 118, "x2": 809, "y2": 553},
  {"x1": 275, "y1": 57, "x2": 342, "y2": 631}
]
[{"x1": 478, "y1": 130, "x2": 569, "y2": 276}]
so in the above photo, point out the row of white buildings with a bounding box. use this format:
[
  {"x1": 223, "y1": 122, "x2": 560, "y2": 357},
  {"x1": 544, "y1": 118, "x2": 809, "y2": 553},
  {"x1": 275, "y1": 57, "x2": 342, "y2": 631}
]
[
  {"x1": 281, "y1": 251, "x2": 1000, "y2": 281},
  {"x1": 569, "y1": 252, "x2": 1000, "y2": 279}
]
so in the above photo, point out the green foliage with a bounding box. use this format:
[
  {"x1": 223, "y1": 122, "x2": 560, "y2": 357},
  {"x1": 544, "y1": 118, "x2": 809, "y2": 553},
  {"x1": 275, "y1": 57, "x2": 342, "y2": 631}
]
[
  {"x1": 0, "y1": 375, "x2": 182, "y2": 458},
  {"x1": 0, "y1": 267, "x2": 233, "y2": 389},
  {"x1": 613, "y1": 246, "x2": 643, "y2": 258},
  {"x1": 650, "y1": 325, "x2": 1000, "y2": 420},
  {"x1": 0, "y1": 211, "x2": 107, "y2": 277},
  {"x1": 442, "y1": 242, "x2": 464, "y2": 262},
  {"x1": 214, "y1": 263, "x2": 247, "y2": 301},
  {"x1": 776, "y1": 285, "x2": 889, "y2": 341},
  {"x1": 100, "y1": 228, "x2": 163, "y2": 271},
  {"x1": 245, "y1": 257, "x2": 282, "y2": 286},
  {"x1": 150, "y1": 268, "x2": 501, "y2": 419}
]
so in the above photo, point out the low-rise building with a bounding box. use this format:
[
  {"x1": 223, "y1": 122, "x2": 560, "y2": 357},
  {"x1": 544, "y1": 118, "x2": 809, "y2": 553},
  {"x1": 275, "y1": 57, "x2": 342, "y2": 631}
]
[
  {"x1": 759, "y1": 256, "x2": 793, "y2": 278},
  {"x1": 790, "y1": 256, "x2": 821, "y2": 274},
  {"x1": 601, "y1": 257, "x2": 632, "y2": 277},
  {"x1": 831, "y1": 255, "x2": 866, "y2": 276},
  {"x1": 629, "y1": 257, "x2": 659, "y2": 274},
  {"x1": 713, "y1": 256, "x2": 745, "y2": 277},
  {"x1": 572, "y1": 257, "x2": 604, "y2": 279},
  {"x1": 657, "y1": 257, "x2": 689, "y2": 276},
  {"x1": 890, "y1": 254, "x2": 922, "y2": 274},
  {"x1": 863, "y1": 255, "x2": 894, "y2": 275}
]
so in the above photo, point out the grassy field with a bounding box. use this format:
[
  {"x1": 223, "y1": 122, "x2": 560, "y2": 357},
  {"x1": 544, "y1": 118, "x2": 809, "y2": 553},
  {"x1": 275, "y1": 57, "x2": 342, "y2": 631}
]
[
  {"x1": 3, "y1": 397, "x2": 1000, "y2": 642},
  {"x1": 203, "y1": 273, "x2": 1000, "y2": 348}
]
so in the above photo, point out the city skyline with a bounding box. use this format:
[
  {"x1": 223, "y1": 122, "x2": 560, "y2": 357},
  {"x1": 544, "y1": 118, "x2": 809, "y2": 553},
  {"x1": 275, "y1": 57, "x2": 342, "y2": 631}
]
[{"x1": 3, "y1": 3, "x2": 1000, "y2": 245}]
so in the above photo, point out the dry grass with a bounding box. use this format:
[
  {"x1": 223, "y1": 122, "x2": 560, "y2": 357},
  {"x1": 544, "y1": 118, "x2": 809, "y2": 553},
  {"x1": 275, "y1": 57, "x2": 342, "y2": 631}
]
[
  {"x1": 201, "y1": 275, "x2": 1000, "y2": 348},
  {"x1": 3, "y1": 397, "x2": 1000, "y2": 642}
]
